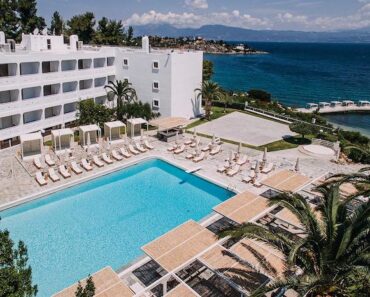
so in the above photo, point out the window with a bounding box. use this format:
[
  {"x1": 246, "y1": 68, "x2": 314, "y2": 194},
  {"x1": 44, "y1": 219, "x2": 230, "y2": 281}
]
[
  {"x1": 47, "y1": 39, "x2": 51, "y2": 50},
  {"x1": 152, "y1": 99, "x2": 160, "y2": 108},
  {"x1": 152, "y1": 61, "x2": 159, "y2": 70},
  {"x1": 123, "y1": 59, "x2": 129, "y2": 67},
  {"x1": 153, "y1": 81, "x2": 159, "y2": 90}
]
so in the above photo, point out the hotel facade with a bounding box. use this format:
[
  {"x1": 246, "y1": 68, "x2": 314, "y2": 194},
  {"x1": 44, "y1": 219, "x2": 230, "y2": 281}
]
[{"x1": 0, "y1": 32, "x2": 203, "y2": 148}]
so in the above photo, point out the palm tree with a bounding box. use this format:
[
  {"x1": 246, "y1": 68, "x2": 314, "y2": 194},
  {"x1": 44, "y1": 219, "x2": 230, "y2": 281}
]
[
  {"x1": 104, "y1": 79, "x2": 137, "y2": 120},
  {"x1": 219, "y1": 174, "x2": 370, "y2": 296},
  {"x1": 195, "y1": 81, "x2": 222, "y2": 120}
]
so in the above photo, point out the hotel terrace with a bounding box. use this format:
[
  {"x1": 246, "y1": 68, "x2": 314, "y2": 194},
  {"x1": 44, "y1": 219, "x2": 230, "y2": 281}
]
[{"x1": 0, "y1": 32, "x2": 367, "y2": 297}]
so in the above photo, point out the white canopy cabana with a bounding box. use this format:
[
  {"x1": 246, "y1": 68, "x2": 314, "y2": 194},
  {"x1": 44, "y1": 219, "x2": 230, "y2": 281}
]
[
  {"x1": 342, "y1": 100, "x2": 354, "y2": 106},
  {"x1": 127, "y1": 118, "x2": 148, "y2": 138},
  {"x1": 79, "y1": 124, "x2": 101, "y2": 147},
  {"x1": 51, "y1": 128, "x2": 74, "y2": 154},
  {"x1": 358, "y1": 100, "x2": 370, "y2": 106},
  {"x1": 104, "y1": 121, "x2": 126, "y2": 143},
  {"x1": 20, "y1": 132, "x2": 43, "y2": 160},
  {"x1": 319, "y1": 102, "x2": 330, "y2": 108},
  {"x1": 330, "y1": 101, "x2": 341, "y2": 106},
  {"x1": 306, "y1": 103, "x2": 318, "y2": 109}
]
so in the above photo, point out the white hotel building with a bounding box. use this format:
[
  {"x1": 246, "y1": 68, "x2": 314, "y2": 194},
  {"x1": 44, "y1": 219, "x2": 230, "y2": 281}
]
[{"x1": 0, "y1": 32, "x2": 203, "y2": 148}]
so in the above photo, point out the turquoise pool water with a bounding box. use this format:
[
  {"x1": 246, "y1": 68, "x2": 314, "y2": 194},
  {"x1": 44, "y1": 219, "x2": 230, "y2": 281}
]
[{"x1": 0, "y1": 159, "x2": 234, "y2": 296}]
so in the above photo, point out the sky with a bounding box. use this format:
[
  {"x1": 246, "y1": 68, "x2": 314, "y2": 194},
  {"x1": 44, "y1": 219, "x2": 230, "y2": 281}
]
[{"x1": 38, "y1": 0, "x2": 370, "y2": 32}]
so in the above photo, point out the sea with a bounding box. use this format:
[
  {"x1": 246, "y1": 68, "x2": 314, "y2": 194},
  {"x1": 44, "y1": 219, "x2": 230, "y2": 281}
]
[{"x1": 205, "y1": 42, "x2": 370, "y2": 136}]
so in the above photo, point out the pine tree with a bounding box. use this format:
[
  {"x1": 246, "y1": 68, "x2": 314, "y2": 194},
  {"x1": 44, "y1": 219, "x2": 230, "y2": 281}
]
[
  {"x1": 50, "y1": 11, "x2": 64, "y2": 35},
  {"x1": 94, "y1": 17, "x2": 125, "y2": 45},
  {"x1": 126, "y1": 26, "x2": 133, "y2": 45},
  {"x1": 67, "y1": 12, "x2": 95, "y2": 44},
  {"x1": 84, "y1": 275, "x2": 95, "y2": 297},
  {"x1": 17, "y1": 0, "x2": 46, "y2": 35},
  {"x1": 0, "y1": 0, "x2": 19, "y2": 39}
]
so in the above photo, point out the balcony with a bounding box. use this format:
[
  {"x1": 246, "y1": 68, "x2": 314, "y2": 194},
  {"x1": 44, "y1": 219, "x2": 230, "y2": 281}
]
[
  {"x1": 94, "y1": 77, "x2": 106, "y2": 88},
  {"x1": 22, "y1": 86, "x2": 41, "y2": 100},
  {"x1": 45, "y1": 105, "x2": 62, "y2": 119},
  {"x1": 61, "y1": 60, "x2": 77, "y2": 71},
  {"x1": 107, "y1": 57, "x2": 115, "y2": 66},
  {"x1": 23, "y1": 109, "x2": 42, "y2": 124},
  {"x1": 0, "y1": 63, "x2": 17, "y2": 77},
  {"x1": 78, "y1": 59, "x2": 92, "y2": 70},
  {"x1": 0, "y1": 114, "x2": 21, "y2": 130},
  {"x1": 63, "y1": 81, "x2": 78, "y2": 93},
  {"x1": 20, "y1": 62, "x2": 40, "y2": 75},
  {"x1": 94, "y1": 57, "x2": 106, "y2": 68},
  {"x1": 0, "y1": 89, "x2": 19, "y2": 104},
  {"x1": 64, "y1": 102, "x2": 77, "y2": 114},
  {"x1": 43, "y1": 83, "x2": 60, "y2": 96},
  {"x1": 42, "y1": 61, "x2": 59, "y2": 73},
  {"x1": 79, "y1": 79, "x2": 93, "y2": 90},
  {"x1": 95, "y1": 95, "x2": 107, "y2": 105}
]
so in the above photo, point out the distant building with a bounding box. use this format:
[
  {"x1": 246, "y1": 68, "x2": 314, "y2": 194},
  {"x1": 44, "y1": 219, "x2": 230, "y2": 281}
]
[{"x1": 0, "y1": 32, "x2": 203, "y2": 148}]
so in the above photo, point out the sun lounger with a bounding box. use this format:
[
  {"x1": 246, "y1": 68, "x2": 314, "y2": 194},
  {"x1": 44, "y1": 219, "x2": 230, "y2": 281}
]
[
  {"x1": 210, "y1": 145, "x2": 221, "y2": 155},
  {"x1": 253, "y1": 179, "x2": 262, "y2": 187},
  {"x1": 242, "y1": 170, "x2": 255, "y2": 183},
  {"x1": 174, "y1": 144, "x2": 185, "y2": 154},
  {"x1": 59, "y1": 165, "x2": 71, "y2": 178},
  {"x1": 201, "y1": 144, "x2": 211, "y2": 152},
  {"x1": 184, "y1": 138, "x2": 193, "y2": 145},
  {"x1": 186, "y1": 152, "x2": 195, "y2": 159},
  {"x1": 35, "y1": 171, "x2": 47, "y2": 186},
  {"x1": 71, "y1": 161, "x2": 83, "y2": 174},
  {"x1": 93, "y1": 155, "x2": 104, "y2": 167},
  {"x1": 262, "y1": 162, "x2": 274, "y2": 174},
  {"x1": 128, "y1": 144, "x2": 140, "y2": 155},
  {"x1": 119, "y1": 147, "x2": 132, "y2": 158},
  {"x1": 112, "y1": 149, "x2": 123, "y2": 161},
  {"x1": 48, "y1": 168, "x2": 60, "y2": 182},
  {"x1": 190, "y1": 138, "x2": 200, "y2": 148},
  {"x1": 193, "y1": 152, "x2": 205, "y2": 163},
  {"x1": 33, "y1": 156, "x2": 43, "y2": 169},
  {"x1": 102, "y1": 153, "x2": 113, "y2": 164},
  {"x1": 81, "y1": 159, "x2": 93, "y2": 171},
  {"x1": 135, "y1": 142, "x2": 147, "y2": 153},
  {"x1": 45, "y1": 154, "x2": 55, "y2": 166},
  {"x1": 167, "y1": 144, "x2": 177, "y2": 151},
  {"x1": 236, "y1": 154, "x2": 248, "y2": 165},
  {"x1": 144, "y1": 140, "x2": 154, "y2": 150},
  {"x1": 227, "y1": 164, "x2": 240, "y2": 176}
]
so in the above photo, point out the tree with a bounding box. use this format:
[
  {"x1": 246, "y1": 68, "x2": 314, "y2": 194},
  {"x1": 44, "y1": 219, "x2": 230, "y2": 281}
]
[
  {"x1": 289, "y1": 122, "x2": 319, "y2": 139},
  {"x1": 104, "y1": 80, "x2": 137, "y2": 120},
  {"x1": 49, "y1": 11, "x2": 64, "y2": 35},
  {"x1": 247, "y1": 89, "x2": 271, "y2": 102},
  {"x1": 203, "y1": 60, "x2": 214, "y2": 81},
  {"x1": 75, "y1": 275, "x2": 95, "y2": 297},
  {"x1": 119, "y1": 101, "x2": 158, "y2": 121},
  {"x1": 126, "y1": 26, "x2": 134, "y2": 45},
  {"x1": 17, "y1": 0, "x2": 46, "y2": 36},
  {"x1": 93, "y1": 17, "x2": 125, "y2": 45},
  {"x1": 219, "y1": 92, "x2": 232, "y2": 113},
  {"x1": 0, "y1": 228, "x2": 38, "y2": 296},
  {"x1": 76, "y1": 99, "x2": 113, "y2": 127},
  {"x1": 219, "y1": 172, "x2": 370, "y2": 297},
  {"x1": 195, "y1": 80, "x2": 222, "y2": 120},
  {"x1": 0, "y1": 0, "x2": 19, "y2": 39},
  {"x1": 67, "y1": 12, "x2": 95, "y2": 44}
]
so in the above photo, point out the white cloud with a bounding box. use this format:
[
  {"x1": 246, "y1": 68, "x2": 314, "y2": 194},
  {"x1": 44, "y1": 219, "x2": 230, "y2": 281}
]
[{"x1": 185, "y1": 0, "x2": 208, "y2": 9}]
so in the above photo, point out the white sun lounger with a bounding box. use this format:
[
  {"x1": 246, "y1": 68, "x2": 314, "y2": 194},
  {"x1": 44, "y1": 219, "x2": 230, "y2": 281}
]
[
  {"x1": 81, "y1": 159, "x2": 93, "y2": 171},
  {"x1": 253, "y1": 179, "x2": 262, "y2": 188},
  {"x1": 217, "y1": 164, "x2": 227, "y2": 173},
  {"x1": 71, "y1": 161, "x2": 83, "y2": 174},
  {"x1": 135, "y1": 142, "x2": 147, "y2": 153},
  {"x1": 93, "y1": 155, "x2": 104, "y2": 167},
  {"x1": 167, "y1": 144, "x2": 177, "y2": 151},
  {"x1": 144, "y1": 140, "x2": 154, "y2": 150},
  {"x1": 184, "y1": 138, "x2": 193, "y2": 145},
  {"x1": 35, "y1": 171, "x2": 47, "y2": 186},
  {"x1": 236, "y1": 154, "x2": 248, "y2": 166},
  {"x1": 190, "y1": 139, "x2": 200, "y2": 148},
  {"x1": 210, "y1": 145, "x2": 221, "y2": 155},
  {"x1": 128, "y1": 144, "x2": 140, "y2": 155},
  {"x1": 186, "y1": 152, "x2": 195, "y2": 159},
  {"x1": 174, "y1": 144, "x2": 185, "y2": 154},
  {"x1": 45, "y1": 154, "x2": 56, "y2": 166},
  {"x1": 102, "y1": 153, "x2": 113, "y2": 164},
  {"x1": 262, "y1": 162, "x2": 274, "y2": 174},
  {"x1": 59, "y1": 165, "x2": 71, "y2": 178},
  {"x1": 112, "y1": 149, "x2": 123, "y2": 161},
  {"x1": 193, "y1": 152, "x2": 205, "y2": 163},
  {"x1": 48, "y1": 168, "x2": 60, "y2": 182},
  {"x1": 227, "y1": 164, "x2": 240, "y2": 176},
  {"x1": 119, "y1": 147, "x2": 132, "y2": 158},
  {"x1": 33, "y1": 156, "x2": 43, "y2": 169},
  {"x1": 242, "y1": 170, "x2": 256, "y2": 183},
  {"x1": 201, "y1": 144, "x2": 211, "y2": 152}
]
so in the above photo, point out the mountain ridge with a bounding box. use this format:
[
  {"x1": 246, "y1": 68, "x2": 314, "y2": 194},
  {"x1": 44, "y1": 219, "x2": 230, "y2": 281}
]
[{"x1": 133, "y1": 24, "x2": 370, "y2": 43}]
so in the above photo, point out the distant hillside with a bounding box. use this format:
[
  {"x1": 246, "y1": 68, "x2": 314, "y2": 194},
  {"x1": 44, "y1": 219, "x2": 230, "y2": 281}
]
[{"x1": 133, "y1": 24, "x2": 370, "y2": 43}]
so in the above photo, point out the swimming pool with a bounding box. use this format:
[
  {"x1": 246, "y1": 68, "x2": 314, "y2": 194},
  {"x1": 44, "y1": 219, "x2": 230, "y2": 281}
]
[{"x1": 0, "y1": 159, "x2": 234, "y2": 296}]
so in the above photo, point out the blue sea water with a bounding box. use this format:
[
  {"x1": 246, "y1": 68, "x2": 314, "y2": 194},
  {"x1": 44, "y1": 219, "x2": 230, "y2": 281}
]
[
  {"x1": 205, "y1": 42, "x2": 370, "y2": 135},
  {"x1": 0, "y1": 159, "x2": 233, "y2": 297}
]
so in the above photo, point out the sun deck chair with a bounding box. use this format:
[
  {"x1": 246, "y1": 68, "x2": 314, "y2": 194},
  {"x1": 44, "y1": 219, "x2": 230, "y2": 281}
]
[
  {"x1": 217, "y1": 163, "x2": 228, "y2": 173},
  {"x1": 242, "y1": 170, "x2": 256, "y2": 183},
  {"x1": 144, "y1": 140, "x2": 154, "y2": 150},
  {"x1": 190, "y1": 138, "x2": 200, "y2": 148},
  {"x1": 186, "y1": 151, "x2": 195, "y2": 159},
  {"x1": 81, "y1": 159, "x2": 93, "y2": 171},
  {"x1": 201, "y1": 143, "x2": 211, "y2": 152},
  {"x1": 71, "y1": 161, "x2": 83, "y2": 174},
  {"x1": 59, "y1": 165, "x2": 71, "y2": 178},
  {"x1": 48, "y1": 168, "x2": 60, "y2": 182},
  {"x1": 174, "y1": 144, "x2": 185, "y2": 154},
  {"x1": 135, "y1": 141, "x2": 147, "y2": 153},
  {"x1": 112, "y1": 149, "x2": 123, "y2": 161},
  {"x1": 128, "y1": 144, "x2": 140, "y2": 155},
  {"x1": 193, "y1": 152, "x2": 205, "y2": 163},
  {"x1": 236, "y1": 154, "x2": 248, "y2": 166},
  {"x1": 167, "y1": 143, "x2": 178, "y2": 151},
  {"x1": 262, "y1": 162, "x2": 274, "y2": 174},
  {"x1": 119, "y1": 147, "x2": 132, "y2": 158},
  {"x1": 102, "y1": 153, "x2": 113, "y2": 164},
  {"x1": 227, "y1": 164, "x2": 240, "y2": 176},
  {"x1": 35, "y1": 171, "x2": 47, "y2": 186},
  {"x1": 33, "y1": 156, "x2": 43, "y2": 169},
  {"x1": 253, "y1": 179, "x2": 262, "y2": 188},
  {"x1": 45, "y1": 154, "x2": 55, "y2": 166},
  {"x1": 93, "y1": 155, "x2": 104, "y2": 167},
  {"x1": 184, "y1": 138, "x2": 193, "y2": 145},
  {"x1": 210, "y1": 145, "x2": 221, "y2": 155}
]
